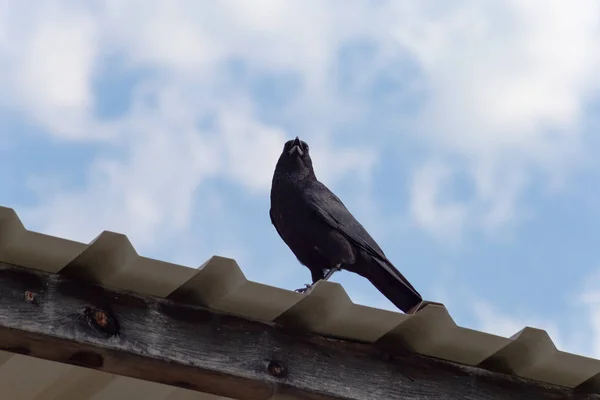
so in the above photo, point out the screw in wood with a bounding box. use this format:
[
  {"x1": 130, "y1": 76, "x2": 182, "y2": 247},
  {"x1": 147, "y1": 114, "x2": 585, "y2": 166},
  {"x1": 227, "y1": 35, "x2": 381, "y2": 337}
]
[
  {"x1": 267, "y1": 360, "x2": 287, "y2": 379},
  {"x1": 24, "y1": 290, "x2": 38, "y2": 304}
]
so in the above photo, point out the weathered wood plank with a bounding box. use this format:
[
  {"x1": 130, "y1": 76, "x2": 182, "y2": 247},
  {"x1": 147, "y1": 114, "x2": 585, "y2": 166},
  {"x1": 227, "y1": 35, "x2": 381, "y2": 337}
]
[{"x1": 0, "y1": 263, "x2": 596, "y2": 400}]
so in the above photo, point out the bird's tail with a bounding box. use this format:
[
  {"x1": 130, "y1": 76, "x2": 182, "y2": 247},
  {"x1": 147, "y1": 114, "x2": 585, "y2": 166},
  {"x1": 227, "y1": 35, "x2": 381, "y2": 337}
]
[{"x1": 365, "y1": 258, "x2": 422, "y2": 313}]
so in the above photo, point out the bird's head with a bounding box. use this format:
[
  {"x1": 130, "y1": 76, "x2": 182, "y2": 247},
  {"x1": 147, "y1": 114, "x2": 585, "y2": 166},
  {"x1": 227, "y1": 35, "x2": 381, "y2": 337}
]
[{"x1": 275, "y1": 137, "x2": 315, "y2": 179}]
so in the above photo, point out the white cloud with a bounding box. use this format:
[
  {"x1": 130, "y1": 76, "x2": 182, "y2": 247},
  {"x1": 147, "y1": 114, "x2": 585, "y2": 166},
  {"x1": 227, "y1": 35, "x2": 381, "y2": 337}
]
[
  {"x1": 24, "y1": 120, "x2": 219, "y2": 248},
  {"x1": 473, "y1": 301, "x2": 567, "y2": 349},
  {"x1": 576, "y1": 270, "x2": 600, "y2": 358},
  {"x1": 399, "y1": 0, "x2": 600, "y2": 239},
  {"x1": 306, "y1": 134, "x2": 378, "y2": 186},
  {"x1": 409, "y1": 161, "x2": 467, "y2": 242},
  {"x1": 392, "y1": 0, "x2": 600, "y2": 151},
  {"x1": 1, "y1": 0, "x2": 599, "y2": 252},
  {"x1": 0, "y1": 1, "x2": 379, "y2": 252},
  {"x1": 580, "y1": 294, "x2": 600, "y2": 358},
  {"x1": 431, "y1": 269, "x2": 595, "y2": 358},
  {"x1": 21, "y1": 84, "x2": 293, "y2": 248},
  {"x1": 409, "y1": 158, "x2": 530, "y2": 239},
  {"x1": 2, "y1": 3, "x2": 126, "y2": 139},
  {"x1": 472, "y1": 298, "x2": 600, "y2": 358},
  {"x1": 20, "y1": 80, "x2": 374, "y2": 252}
]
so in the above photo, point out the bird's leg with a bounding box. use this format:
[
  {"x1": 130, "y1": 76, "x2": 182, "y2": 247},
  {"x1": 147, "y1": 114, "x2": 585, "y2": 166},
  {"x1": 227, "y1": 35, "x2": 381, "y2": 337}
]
[
  {"x1": 322, "y1": 263, "x2": 342, "y2": 281},
  {"x1": 295, "y1": 269, "x2": 324, "y2": 293},
  {"x1": 295, "y1": 265, "x2": 341, "y2": 293}
]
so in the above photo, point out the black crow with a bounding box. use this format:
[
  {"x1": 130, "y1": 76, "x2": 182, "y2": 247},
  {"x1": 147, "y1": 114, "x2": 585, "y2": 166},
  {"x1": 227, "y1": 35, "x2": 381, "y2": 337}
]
[{"x1": 270, "y1": 137, "x2": 425, "y2": 314}]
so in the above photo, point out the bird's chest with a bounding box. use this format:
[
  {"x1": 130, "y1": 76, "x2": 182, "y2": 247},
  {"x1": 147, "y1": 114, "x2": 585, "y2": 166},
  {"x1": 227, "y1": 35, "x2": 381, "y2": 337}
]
[
  {"x1": 270, "y1": 178, "x2": 355, "y2": 267},
  {"x1": 273, "y1": 196, "x2": 311, "y2": 233},
  {"x1": 271, "y1": 183, "x2": 320, "y2": 243}
]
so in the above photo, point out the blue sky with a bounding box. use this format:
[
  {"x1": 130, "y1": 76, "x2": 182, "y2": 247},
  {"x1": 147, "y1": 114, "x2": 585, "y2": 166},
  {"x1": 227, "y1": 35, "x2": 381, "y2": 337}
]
[{"x1": 1, "y1": 0, "x2": 600, "y2": 357}]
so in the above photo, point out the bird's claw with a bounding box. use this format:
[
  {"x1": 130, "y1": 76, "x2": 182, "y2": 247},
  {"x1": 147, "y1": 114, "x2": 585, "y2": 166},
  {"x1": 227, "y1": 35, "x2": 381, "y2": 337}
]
[{"x1": 295, "y1": 283, "x2": 312, "y2": 293}]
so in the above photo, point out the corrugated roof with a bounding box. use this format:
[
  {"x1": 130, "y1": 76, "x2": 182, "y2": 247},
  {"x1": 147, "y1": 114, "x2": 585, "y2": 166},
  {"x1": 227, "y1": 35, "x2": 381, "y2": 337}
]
[{"x1": 0, "y1": 205, "x2": 598, "y2": 398}]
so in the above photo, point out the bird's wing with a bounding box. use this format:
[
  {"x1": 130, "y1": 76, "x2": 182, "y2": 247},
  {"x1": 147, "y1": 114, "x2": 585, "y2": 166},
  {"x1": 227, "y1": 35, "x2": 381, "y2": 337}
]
[
  {"x1": 303, "y1": 181, "x2": 387, "y2": 260},
  {"x1": 304, "y1": 181, "x2": 421, "y2": 298}
]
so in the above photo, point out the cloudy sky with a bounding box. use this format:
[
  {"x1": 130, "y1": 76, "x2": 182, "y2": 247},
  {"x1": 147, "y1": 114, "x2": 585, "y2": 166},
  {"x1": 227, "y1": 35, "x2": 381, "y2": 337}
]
[{"x1": 1, "y1": 0, "x2": 600, "y2": 357}]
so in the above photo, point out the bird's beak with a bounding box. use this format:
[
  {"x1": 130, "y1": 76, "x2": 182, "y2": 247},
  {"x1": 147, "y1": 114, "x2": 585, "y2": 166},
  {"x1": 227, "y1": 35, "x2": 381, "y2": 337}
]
[{"x1": 288, "y1": 136, "x2": 304, "y2": 157}]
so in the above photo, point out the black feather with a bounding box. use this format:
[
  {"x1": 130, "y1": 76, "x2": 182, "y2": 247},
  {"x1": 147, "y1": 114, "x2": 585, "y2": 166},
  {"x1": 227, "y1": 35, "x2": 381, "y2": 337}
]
[{"x1": 269, "y1": 137, "x2": 422, "y2": 313}]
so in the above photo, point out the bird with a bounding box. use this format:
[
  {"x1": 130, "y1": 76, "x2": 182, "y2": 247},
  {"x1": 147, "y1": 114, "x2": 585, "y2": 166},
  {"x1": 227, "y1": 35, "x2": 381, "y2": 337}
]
[{"x1": 269, "y1": 136, "x2": 425, "y2": 314}]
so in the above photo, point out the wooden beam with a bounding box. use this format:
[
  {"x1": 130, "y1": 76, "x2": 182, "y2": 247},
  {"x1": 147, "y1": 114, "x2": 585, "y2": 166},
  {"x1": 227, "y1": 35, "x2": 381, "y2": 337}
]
[{"x1": 0, "y1": 263, "x2": 596, "y2": 400}]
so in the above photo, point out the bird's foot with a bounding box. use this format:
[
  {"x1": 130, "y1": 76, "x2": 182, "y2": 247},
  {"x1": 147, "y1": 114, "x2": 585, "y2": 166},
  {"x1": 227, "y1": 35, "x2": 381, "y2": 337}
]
[{"x1": 295, "y1": 283, "x2": 312, "y2": 293}]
